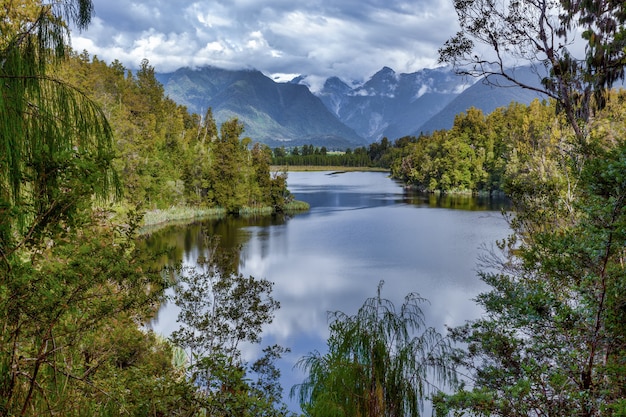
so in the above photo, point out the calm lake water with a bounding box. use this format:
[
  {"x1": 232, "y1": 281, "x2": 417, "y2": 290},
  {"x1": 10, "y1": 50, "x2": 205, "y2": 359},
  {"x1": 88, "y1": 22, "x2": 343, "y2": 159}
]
[{"x1": 146, "y1": 171, "x2": 511, "y2": 412}]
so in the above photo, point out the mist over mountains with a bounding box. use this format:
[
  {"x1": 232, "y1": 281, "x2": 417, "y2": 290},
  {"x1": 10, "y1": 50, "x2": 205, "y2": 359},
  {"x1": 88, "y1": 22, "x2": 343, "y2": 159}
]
[
  {"x1": 314, "y1": 67, "x2": 466, "y2": 143},
  {"x1": 157, "y1": 65, "x2": 546, "y2": 148}
]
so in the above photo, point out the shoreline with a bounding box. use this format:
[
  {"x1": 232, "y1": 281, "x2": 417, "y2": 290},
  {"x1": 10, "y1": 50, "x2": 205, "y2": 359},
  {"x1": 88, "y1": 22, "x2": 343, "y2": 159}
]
[{"x1": 139, "y1": 201, "x2": 310, "y2": 234}]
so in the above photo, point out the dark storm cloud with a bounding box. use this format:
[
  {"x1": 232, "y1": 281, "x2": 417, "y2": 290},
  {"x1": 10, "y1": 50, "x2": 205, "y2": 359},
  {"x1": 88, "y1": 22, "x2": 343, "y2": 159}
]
[{"x1": 72, "y1": 0, "x2": 459, "y2": 86}]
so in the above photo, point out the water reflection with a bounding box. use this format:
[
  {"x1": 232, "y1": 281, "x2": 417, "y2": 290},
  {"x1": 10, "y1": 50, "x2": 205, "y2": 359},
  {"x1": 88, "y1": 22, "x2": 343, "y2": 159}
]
[
  {"x1": 403, "y1": 190, "x2": 509, "y2": 211},
  {"x1": 146, "y1": 171, "x2": 511, "y2": 413},
  {"x1": 288, "y1": 171, "x2": 509, "y2": 214}
]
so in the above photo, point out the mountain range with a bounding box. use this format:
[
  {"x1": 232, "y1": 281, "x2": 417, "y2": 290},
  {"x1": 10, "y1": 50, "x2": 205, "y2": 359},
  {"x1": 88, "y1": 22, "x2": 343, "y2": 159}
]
[{"x1": 157, "y1": 65, "x2": 546, "y2": 148}]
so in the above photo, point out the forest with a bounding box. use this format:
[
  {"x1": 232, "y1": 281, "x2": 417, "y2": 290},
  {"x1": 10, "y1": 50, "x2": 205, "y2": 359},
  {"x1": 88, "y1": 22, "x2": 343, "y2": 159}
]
[{"x1": 1, "y1": 0, "x2": 625, "y2": 416}]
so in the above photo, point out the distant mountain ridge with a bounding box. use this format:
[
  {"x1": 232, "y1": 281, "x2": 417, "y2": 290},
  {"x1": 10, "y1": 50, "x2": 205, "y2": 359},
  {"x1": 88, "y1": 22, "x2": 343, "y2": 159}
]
[
  {"x1": 157, "y1": 65, "x2": 547, "y2": 148},
  {"x1": 314, "y1": 66, "x2": 469, "y2": 142},
  {"x1": 157, "y1": 66, "x2": 365, "y2": 148}
]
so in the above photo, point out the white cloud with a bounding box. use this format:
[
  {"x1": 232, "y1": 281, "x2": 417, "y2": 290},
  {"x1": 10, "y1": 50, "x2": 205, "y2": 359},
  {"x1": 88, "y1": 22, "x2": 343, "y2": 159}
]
[
  {"x1": 297, "y1": 75, "x2": 327, "y2": 94},
  {"x1": 72, "y1": 0, "x2": 462, "y2": 81}
]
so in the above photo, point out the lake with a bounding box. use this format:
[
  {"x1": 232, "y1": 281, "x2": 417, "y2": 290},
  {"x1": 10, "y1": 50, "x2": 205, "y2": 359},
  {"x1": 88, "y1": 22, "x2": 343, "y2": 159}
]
[{"x1": 146, "y1": 170, "x2": 511, "y2": 412}]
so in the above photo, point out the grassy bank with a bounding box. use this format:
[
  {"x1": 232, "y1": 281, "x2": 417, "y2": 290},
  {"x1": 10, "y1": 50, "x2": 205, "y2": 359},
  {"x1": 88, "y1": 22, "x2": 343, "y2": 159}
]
[
  {"x1": 138, "y1": 201, "x2": 310, "y2": 233},
  {"x1": 142, "y1": 206, "x2": 225, "y2": 227},
  {"x1": 284, "y1": 200, "x2": 310, "y2": 211}
]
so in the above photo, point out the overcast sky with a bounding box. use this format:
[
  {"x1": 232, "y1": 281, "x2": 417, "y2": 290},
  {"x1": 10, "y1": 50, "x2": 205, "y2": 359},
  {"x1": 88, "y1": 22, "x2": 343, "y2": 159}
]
[{"x1": 71, "y1": 0, "x2": 460, "y2": 87}]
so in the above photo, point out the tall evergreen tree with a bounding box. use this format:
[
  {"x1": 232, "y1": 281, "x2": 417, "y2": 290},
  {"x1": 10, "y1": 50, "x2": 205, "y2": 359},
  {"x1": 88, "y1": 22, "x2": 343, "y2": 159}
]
[{"x1": 209, "y1": 119, "x2": 247, "y2": 213}]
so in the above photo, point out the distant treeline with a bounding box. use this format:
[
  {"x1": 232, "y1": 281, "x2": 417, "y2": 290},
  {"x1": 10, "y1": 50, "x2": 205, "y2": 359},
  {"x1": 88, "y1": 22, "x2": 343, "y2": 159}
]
[
  {"x1": 271, "y1": 137, "x2": 409, "y2": 168},
  {"x1": 275, "y1": 94, "x2": 626, "y2": 195}
]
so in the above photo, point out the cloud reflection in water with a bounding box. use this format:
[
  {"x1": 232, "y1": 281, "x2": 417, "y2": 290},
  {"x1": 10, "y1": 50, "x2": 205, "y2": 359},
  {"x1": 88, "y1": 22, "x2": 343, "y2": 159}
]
[{"x1": 150, "y1": 171, "x2": 510, "y2": 413}]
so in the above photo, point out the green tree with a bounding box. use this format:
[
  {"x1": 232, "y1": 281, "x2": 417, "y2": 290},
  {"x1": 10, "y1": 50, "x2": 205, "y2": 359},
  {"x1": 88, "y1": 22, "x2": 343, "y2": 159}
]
[
  {"x1": 269, "y1": 170, "x2": 291, "y2": 213},
  {"x1": 0, "y1": 0, "x2": 118, "y2": 253},
  {"x1": 170, "y1": 237, "x2": 293, "y2": 416},
  {"x1": 293, "y1": 281, "x2": 457, "y2": 417},
  {"x1": 368, "y1": 137, "x2": 391, "y2": 167},
  {"x1": 209, "y1": 119, "x2": 247, "y2": 213},
  {"x1": 439, "y1": 0, "x2": 626, "y2": 141},
  {"x1": 274, "y1": 146, "x2": 287, "y2": 158},
  {"x1": 251, "y1": 143, "x2": 273, "y2": 206},
  {"x1": 434, "y1": 140, "x2": 626, "y2": 417},
  {"x1": 182, "y1": 108, "x2": 218, "y2": 204}
]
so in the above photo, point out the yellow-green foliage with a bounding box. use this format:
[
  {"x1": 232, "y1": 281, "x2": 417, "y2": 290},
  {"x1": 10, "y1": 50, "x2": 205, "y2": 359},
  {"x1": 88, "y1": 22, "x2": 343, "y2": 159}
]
[
  {"x1": 390, "y1": 99, "x2": 570, "y2": 194},
  {"x1": 57, "y1": 53, "x2": 293, "y2": 214}
]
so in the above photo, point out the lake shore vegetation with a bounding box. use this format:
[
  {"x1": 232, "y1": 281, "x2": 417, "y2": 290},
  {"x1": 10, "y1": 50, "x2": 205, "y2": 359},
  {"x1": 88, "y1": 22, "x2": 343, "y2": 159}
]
[
  {"x1": 57, "y1": 52, "x2": 307, "y2": 218},
  {"x1": 0, "y1": 2, "x2": 195, "y2": 415},
  {"x1": 429, "y1": 0, "x2": 626, "y2": 415},
  {"x1": 1, "y1": 1, "x2": 296, "y2": 415}
]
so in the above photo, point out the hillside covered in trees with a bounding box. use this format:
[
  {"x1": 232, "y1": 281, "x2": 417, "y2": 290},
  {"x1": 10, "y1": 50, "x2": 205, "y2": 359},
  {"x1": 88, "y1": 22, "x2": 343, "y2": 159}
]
[{"x1": 57, "y1": 53, "x2": 299, "y2": 216}]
